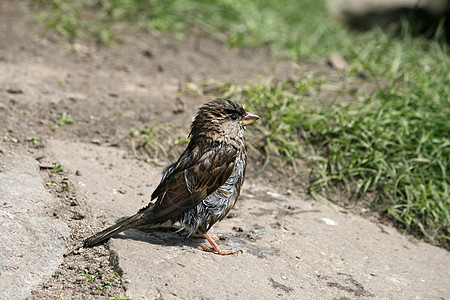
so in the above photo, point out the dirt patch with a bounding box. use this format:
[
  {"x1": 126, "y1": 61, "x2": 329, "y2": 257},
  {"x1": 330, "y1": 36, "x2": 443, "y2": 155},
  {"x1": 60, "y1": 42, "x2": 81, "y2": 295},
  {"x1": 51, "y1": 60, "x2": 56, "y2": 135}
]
[{"x1": 0, "y1": 1, "x2": 299, "y2": 298}]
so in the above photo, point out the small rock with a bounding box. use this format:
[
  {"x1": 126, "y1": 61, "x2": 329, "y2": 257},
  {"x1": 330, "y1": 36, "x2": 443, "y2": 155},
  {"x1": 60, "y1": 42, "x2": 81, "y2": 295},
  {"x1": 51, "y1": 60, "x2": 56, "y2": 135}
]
[
  {"x1": 266, "y1": 191, "x2": 285, "y2": 199},
  {"x1": 7, "y1": 88, "x2": 23, "y2": 94},
  {"x1": 71, "y1": 211, "x2": 85, "y2": 220},
  {"x1": 321, "y1": 217, "x2": 338, "y2": 226},
  {"x1": 142, "y1": 50, "x2": 153, "y2": 58},
  {"x1": 328, "y1": 53, "x2": 347, "y2": 71},
  {"x1": 72, "y1": 43, "x2": 89, "y2": 53},
  {"x1": 66, "y1": 93, "x2": 87, "y2": 101},
  {"x1": 232, "y1": 226, "x2": 244, "y2": 232},
  {"x1": 39, "y1": 162, "x2": 56, "y2": 169}
]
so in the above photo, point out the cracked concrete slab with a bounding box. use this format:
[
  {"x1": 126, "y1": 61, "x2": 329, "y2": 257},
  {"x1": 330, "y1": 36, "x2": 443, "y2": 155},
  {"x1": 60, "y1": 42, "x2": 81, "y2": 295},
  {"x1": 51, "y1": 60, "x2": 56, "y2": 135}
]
[
  {"x1": 48, "y1": 139, "x2": 160, "y2": 221},
  {"x1": 0, "y1": 154, "x2": 69, "y2": 299},
  {"x1": 50, "y1": 140, "x2": 450, "y2": 299}
]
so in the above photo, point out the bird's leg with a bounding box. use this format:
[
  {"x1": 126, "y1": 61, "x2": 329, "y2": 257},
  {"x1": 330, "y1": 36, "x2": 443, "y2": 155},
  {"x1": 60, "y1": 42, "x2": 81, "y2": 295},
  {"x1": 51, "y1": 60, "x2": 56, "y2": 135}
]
[
  {"x1": 197, "y1": 233, "x2": 242, "y2": 255},
  {"x1": 191, "y1": 231, "x2": 219, "y2": 240},
  {"x1": 192, "y1": 231, "x2": 219, "y2": 240}
]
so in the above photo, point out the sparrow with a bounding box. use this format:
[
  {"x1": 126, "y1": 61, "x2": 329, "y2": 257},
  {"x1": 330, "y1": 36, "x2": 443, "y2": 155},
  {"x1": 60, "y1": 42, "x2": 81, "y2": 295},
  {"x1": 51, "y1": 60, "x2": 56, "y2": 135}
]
[{"x1": 83, "y1": 99, "x2": 260, "y2": 255}]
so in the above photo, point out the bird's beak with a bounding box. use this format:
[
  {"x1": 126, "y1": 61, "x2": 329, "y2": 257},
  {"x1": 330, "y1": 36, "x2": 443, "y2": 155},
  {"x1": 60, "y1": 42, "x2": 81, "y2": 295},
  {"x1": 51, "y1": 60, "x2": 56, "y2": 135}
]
[{"x1": 241, "y1": 112, "x2": 260, "y2": 126}]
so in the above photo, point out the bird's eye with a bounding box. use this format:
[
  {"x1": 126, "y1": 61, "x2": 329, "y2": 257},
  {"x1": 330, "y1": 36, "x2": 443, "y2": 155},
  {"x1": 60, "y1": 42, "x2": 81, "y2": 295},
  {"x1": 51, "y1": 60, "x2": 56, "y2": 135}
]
[{"x1": 231, "y1": 114, "x2": 238, "y2": 120}]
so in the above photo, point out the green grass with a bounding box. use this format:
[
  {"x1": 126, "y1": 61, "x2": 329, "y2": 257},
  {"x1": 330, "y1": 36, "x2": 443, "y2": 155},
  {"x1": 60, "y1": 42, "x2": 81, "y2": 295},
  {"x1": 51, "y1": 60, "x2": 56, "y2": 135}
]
[
  {"x1": 220, "y1": 68, "x2": 449, "y2": 248},
  {"x1": 31, "y1": 0, "x2": 450, "y2": 248},
  {"x1": 76, "y1": 265, "x2": 121, "y2": 295},
  {"x1": 32, "y1": 0, "x2": 348, "y2": 57},
  {"x1": 207, "y1": 26, "x2": 449, "y2": 247},
  {"x1": 55, "y1": 111, "x2": 75, "y2": 127},
  {"x1": 26, "y1": 136, "x2": 40, "y2": 145},
  {"x1": 129, "y1": 124, "x2": 189, "y2": 164}
]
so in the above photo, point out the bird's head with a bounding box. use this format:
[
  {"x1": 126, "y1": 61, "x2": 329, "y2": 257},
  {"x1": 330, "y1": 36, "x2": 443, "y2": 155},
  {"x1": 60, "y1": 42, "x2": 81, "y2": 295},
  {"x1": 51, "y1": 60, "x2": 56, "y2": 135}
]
[{"x1": 189, "y1": 99, "x2": 260, "y2": 145}]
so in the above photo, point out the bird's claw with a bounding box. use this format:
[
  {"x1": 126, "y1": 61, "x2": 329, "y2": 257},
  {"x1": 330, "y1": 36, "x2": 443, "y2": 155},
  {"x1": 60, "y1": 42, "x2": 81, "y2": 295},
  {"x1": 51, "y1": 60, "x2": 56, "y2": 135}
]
[
  {"x1": 197, "y1": 243, "x2": 242, "y2": 255},
  {"x1": 198, "y1": 232, "x2": 242, "y2": 255}
]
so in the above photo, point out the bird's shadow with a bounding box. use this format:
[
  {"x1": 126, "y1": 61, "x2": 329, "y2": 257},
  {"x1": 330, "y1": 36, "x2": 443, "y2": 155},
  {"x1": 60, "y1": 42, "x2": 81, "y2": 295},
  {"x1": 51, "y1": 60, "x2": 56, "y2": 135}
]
[
  {"x1": 106, "y1": 219, "x2": 280, "y2": 258},
  {"x1": 109, "y1": 223, "x2": 204, "y2": 250}
]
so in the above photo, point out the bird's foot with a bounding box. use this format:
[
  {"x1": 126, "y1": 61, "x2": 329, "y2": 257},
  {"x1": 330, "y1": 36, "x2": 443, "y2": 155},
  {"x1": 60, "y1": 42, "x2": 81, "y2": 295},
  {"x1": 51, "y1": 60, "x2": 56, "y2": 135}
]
[
  {"x1": 197, "y1": 243, "x2": 241, "y2": 255},
  {"x1": 197, "y1": 233, "x2": 242, "y2": 256}
]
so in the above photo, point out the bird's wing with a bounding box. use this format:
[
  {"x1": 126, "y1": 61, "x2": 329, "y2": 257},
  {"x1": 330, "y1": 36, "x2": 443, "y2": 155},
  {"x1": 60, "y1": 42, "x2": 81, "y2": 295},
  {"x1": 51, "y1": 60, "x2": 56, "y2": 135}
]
[{"x1": 148, "y1": 143, "x2": 238, "y2": 222}]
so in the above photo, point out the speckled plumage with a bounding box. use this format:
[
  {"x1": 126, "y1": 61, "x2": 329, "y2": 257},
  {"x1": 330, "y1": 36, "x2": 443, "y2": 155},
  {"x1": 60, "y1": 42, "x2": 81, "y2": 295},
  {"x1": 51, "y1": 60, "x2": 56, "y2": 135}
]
[
  {"x1": 178, "y1": 149, "x2": 245, "y2": 235},
  {"x1": 84, "y1": 99, "x2": 259, "y2": 254}
]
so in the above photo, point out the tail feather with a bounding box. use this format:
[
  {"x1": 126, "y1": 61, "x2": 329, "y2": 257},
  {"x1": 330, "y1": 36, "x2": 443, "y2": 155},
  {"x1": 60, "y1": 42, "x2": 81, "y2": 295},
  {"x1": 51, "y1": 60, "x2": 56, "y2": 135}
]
[{"x1": 83, "y1": 211, "x2": 146, "y2": 247}]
